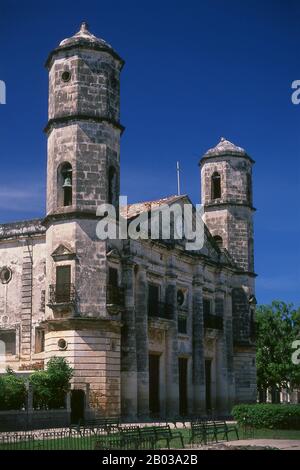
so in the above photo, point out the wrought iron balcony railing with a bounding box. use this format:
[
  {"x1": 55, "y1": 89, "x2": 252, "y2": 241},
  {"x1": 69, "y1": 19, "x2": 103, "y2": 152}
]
[
  {"x1": 148, "y1": 301, "x2": 173, "y2": 319},
  {"x1": 107, "y1": 284, "x2": 125, "y2": 307},
  {"x1": 204, "y1": 313, "x2": 223, "y2": 330},
  {"x1": 49, "y1": 283, "x2": 76, "y2": 305}
]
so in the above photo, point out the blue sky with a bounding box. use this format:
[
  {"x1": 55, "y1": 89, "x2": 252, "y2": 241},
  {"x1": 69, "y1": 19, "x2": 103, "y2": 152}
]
[{"x1": 0, "y1": 0, "x2": 299, "y2": 306}]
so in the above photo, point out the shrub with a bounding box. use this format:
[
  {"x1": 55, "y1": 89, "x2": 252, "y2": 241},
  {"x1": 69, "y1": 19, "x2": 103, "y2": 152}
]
[
  {"x1": 30, "y1": 357, "x2": 73, "y2": 409},
  {"x1": 0, "y1": 368, "x2": 27, "y2": 410},
  {"x1": 30, "y1": 370, "x2": 52, "y2": 409},
  {"x1": 232, "y1": 404, "x2": 300, "y2": 429}
]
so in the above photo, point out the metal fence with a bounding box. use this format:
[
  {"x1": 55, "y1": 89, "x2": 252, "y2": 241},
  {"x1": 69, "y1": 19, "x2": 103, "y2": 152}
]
[
  {"x1": 0, "y1": 425, "x2": 181, "y2": 451},
  {"x1": 0, "y1": 429, "x2": 105, "y2": 451}
]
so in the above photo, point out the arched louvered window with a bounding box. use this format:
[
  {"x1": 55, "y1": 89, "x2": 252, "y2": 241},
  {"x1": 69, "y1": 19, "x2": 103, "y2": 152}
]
[
  {"x1": 58, "y1": 162, "x2": 72, "y2": 207},
  {"x1": 211, "y1": 172, "x2": 221, "y2": 199}
]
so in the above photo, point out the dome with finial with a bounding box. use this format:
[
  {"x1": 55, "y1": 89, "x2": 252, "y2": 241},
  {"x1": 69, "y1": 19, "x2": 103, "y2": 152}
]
[
  {"x1": 203, "y1": 137, "x2": 247, "y2": 158},
  {"x1": 59, "y1": 22, "x2": 113, "y2": 49},
  {"x1": 46, "y1": 22, "x2": 123, "y2": 68}
]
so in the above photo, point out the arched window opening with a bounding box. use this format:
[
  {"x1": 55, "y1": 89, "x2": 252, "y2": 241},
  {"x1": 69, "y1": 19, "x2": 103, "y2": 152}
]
[
  {"x1": 211, "y1": 172, "x2": 221, "y2": 199},
  {"x1": 213, "y1": 235, "x2": 223, "y2": 249},
  {"x1": 58, "y1": 162, "x2": 72, "y2": 207},
  {"x1": 108, "y1": 166, "x2": 117, "y2": 206}
]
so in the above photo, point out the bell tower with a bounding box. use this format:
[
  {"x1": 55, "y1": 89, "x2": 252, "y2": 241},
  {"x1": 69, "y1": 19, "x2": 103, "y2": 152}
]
[
  {"x1": 43, "y1": 23, "x2": 124, "y2": 416},
  {"x1": 200, "y1": 137, "x2": 255, "y2": 273},
  {"x1": 45, "y1": 21, "x2": 123, "y2": 216},
  {"x1": 200, "y1": 138, "x2": 257, "y2": 404}
]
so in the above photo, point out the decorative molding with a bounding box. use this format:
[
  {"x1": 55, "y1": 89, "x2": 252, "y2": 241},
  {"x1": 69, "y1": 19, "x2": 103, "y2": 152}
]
[
  {"x1": 51, "y1": 243, "x2": 76, "y2": 262},
  {"x1": 44, "y1": 115, "x2": 124, "y2": 135}
]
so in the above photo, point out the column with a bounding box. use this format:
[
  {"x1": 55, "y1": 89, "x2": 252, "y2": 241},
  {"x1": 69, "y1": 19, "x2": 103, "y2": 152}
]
[
  {"x1": 165, "y1": 262, "x2": 179, "y2": 418},
  {"x1": 121, "y1": 260, "x2": 138, "y2": 420},
  {"x1": 192, "y1": 265, "x2": 206, "y2": 415},
  {"x1": 224, "y1": 287, "x2": 235, "y2": 410},
  {"x1": 215, "y1": 292, "x2": 229, "y2": 414},
  {"x1": 135, "y1": 264, "x2": 149, "y2": 419}
]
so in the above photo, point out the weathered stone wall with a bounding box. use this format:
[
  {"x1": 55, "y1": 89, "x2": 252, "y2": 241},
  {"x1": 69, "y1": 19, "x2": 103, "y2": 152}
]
[
  {"x1": 201, "y1": 156, "x2": 253, "y2": 206},
  {"x1": 233, "y1": 348, "x2": 257, "y2": 404},
  {"x1": 107, "y1": 236, "x2": 237, "y2": 418},
  {"x1": 48, "y1": 49, "x2": 121, "y2": 122},
  {"x1": 0, "y1": 226, "x2": 46, "y2": 368},
  {"x1": 44, "y1": 326, "x2": 121, "y2": 416},
  {"x1": 46, "y1": 122, "x2": 120, "y2": 215},
  {"x1": 43, "y1": 32, "x2": 123, "y2": 418}
]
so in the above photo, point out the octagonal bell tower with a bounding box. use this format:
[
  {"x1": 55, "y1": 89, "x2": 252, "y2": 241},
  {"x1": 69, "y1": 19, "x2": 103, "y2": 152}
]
[
  {"x1": 200, "y1": 138, "x2": 257, "y2": 404},
  {"x1": 43, "y1": 23, "x2": 124, "y2": 417},
  {"x1": 200, "y1": 137, "x2": 255, "y2": 273}
]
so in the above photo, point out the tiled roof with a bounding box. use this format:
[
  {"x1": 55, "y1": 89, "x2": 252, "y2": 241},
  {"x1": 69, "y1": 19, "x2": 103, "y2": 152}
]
[
  {"x1": 120, "y1": 195, "x2": 186, "y2": 220},
  {"x1": 0, "y1": 219, "x2": 45, "y2": 240}
]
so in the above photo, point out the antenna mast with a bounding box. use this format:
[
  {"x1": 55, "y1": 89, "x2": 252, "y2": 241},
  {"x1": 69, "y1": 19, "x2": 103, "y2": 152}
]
[{"x1": 176, "y1": 161, "x2": 181, "y2": 196}]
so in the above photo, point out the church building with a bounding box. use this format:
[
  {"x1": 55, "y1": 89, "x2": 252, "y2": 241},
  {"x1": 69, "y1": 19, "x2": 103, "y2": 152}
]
[{"x1": 0, "y1": 23, "x2": 257, "y2": 421}]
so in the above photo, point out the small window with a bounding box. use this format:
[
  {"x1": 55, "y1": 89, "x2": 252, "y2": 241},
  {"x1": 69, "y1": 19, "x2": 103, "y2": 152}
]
[
  {"x1": 211, "y1": 172, "x2": 221, "y2": 200},
  {"x1": 0, "y1": 267, "x2": 12, "y2": 284},
  {"x1": 178, "y1": 316, "x2": 187, "y2": 334},
  {"x1": 177, "y1": 290, "x2": 185, "y2": 307},
  {"x1": 213, "y1": 235, "x2": 223, "y2": 249},
  {"x1": 203, "y1": 298, "x2": 211, "y2": 316},
  {"x1": 148, "y1": 283, "x2": 160, "y2": 316},
  {"x1": 61, "y1": 70, "x2": 71, "y2": 82},
  {"x1": 58, "y1": 338, "x2": 67, "y2": 350},
  {"x1": 0, "y1": 330, "x2": 16, "y2": 355},
  {"x1": 35, "y1": 328, "x2": 45, "y2": 353}
]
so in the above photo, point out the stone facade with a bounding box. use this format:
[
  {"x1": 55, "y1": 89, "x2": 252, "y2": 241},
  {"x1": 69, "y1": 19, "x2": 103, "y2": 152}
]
[{"x1": 0, "y1": 23, "x2": 257, "y2": 421}]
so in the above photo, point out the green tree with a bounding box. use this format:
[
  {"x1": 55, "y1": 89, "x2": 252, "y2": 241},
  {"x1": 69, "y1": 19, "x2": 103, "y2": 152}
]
[
  {"x1": 256, "y1": 301, "x2": 300, "y2": 402},
  {"x1": 30, "y1": 357, "x2": 73, "y2": 409},
  {"x1": 0, "y1": 367, "x2": 27, "y2": 410}
]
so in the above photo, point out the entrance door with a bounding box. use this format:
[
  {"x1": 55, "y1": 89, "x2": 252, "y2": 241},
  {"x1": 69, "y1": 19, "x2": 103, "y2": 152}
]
[
  {"x1": 71, "y1": 389, "x2": 85, "y2": 424},
  {"x1": 149, "y1": 354, "x2": 160, "y2": 416},
  {"x1": 179, "y1": 358, "x2": 188, "y2": 416},
  {"x1": 205, "y1": 359, "x2": 212, "y2": 412}
]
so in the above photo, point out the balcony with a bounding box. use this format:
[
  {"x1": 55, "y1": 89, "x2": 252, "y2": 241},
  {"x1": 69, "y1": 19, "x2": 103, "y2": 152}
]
[
  {"x1": 107, "y1": 284, "x2": 125, "y2": 307},
  {"x1": 48, "y1": 283, "x2": 76, "y2": 310},
  {"x1": 204, "y1": 313, "x2": 223, "y2": 330},
  {"x1": 148, "y1": 301, "x2": 173, "y2": 320}
]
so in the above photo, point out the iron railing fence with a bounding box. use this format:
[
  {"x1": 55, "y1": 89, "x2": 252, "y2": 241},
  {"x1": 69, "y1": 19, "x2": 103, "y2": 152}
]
[{"x1": 0, "y1": 429, "x2": 107, "y2": 451}]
